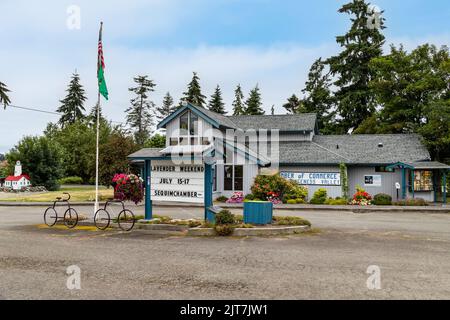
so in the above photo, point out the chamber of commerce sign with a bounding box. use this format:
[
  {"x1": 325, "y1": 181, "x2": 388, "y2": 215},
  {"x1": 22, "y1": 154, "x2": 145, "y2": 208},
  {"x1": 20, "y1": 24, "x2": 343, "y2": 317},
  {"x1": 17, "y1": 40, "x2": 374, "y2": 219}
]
[
  {"x1": 280, "y1": 172, "x2": 341, "y2": 186},
  {"x1": 151, "y1": 161, "x2": 204, "y2": 203}
]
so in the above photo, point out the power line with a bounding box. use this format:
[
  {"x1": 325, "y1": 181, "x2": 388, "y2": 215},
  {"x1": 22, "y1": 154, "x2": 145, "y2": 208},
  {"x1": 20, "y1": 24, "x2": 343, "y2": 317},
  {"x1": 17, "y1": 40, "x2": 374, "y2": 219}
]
[{"x1": 6, "y1": 104, "x2": 125, "y2": 125}]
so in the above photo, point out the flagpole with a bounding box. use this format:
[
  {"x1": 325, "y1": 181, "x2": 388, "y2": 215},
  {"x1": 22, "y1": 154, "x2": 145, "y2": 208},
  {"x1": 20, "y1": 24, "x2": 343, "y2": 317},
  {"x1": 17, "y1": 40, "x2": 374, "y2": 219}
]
[
  {"x1": 94, "y1": 91, "x2": 100, "y2": 214},
  {"x1": 94, "y1": 21, "x2": 103, "y2": 215}
]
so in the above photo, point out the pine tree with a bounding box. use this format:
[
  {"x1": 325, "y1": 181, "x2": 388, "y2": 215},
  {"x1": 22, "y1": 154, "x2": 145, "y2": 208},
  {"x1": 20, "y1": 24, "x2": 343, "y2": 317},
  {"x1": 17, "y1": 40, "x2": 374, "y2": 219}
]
[
  {"x1": 57, "y1": 72, "x2": 87, "y2": 126},
  {"x1": 88, "y1": 102, "x2": 106, "y2": 126},
  {"x1": 302, "y1": 58, "x2": 335, "y2": 133},
  {"x1": 125, "y1": 75, "x2": 156, "y2": 146},
  {"x1": 0, "y1": 81, "x2": 11, "y2": 109},
  {"x1": 327, "y1": 0, "x2": 386, "y2": 133},
  {"x1": 282, "y1": 94, "x2": 302, "y2": 114},
  {"x1": 232, "y1": 84, "x2": 245, "y2": 116},
  {"x1": 245, "y1": 85, "x2": 265, "y2": 115},
  {"x1": 208, "y1": 85, "x2": 226, "y2": 114},
  {"x1": 271, "y1": 105, "x2": 275, "y2": 115},
  {"x1": 156, "y1": 92, "x2": 177, "y2": 121},
  {"x1": 180, "y1": 72, "x2": 207, "y2": 108}
]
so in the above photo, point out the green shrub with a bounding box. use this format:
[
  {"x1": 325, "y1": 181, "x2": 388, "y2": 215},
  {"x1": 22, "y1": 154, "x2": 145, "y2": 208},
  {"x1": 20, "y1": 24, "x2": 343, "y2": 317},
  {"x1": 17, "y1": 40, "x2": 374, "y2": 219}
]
[
  {"x1": 214, "y1": 224, "x2": 234, "y2": 236},
  {"x1": 325, "y1": 197, "x2": 348, "y2": 205},
  {"x1": 286, "y1": 199, "x2": 297, "y2": 204},
  {"x1": 58, "y1": 176, "x2": 83, "y2": 185},
  {"x1": 296, "y1": 198, "x2": 306, "y2": 204},
  {"x1": 273, "y1": 216, "x2": 311, "y2": 226},
  {"x1": 394, "y1": 198, "x2": 428, "y2": 206},
  {"x1": 215, "y1": 209, "x2": 235, "y2": 225},
  {"x1": 244, "y1": 194, "x2": 255, "y2": 201},
  {"x1": 215, "y1": 196, "x2": 229, "y2": 203},
  {"x1": 373, "y1": 193, "x2": 393, "y2": 205},
  {"x1": 282, "y1": 181, "x2": 308, "y2": 203},
  {"x1": 310, "y1": 188, "x2": 327, "y2": 204}
]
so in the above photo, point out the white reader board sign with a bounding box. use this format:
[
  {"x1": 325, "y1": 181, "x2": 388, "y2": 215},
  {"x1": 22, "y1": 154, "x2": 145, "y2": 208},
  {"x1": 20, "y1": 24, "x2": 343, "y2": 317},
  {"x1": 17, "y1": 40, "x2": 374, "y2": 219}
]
[
  {"x1": 151, "y1": 161, "x2": 204, "y2": 203},
  {"x1": 280, "y1": 172, "x2": 341, "y2": 186}
]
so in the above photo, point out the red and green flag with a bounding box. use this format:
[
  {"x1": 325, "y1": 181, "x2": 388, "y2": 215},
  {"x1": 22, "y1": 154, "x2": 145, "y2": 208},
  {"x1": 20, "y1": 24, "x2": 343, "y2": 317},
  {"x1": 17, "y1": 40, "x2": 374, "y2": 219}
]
[{"x1": 97, "y1": 22, "x2": 108, "y2": 100}]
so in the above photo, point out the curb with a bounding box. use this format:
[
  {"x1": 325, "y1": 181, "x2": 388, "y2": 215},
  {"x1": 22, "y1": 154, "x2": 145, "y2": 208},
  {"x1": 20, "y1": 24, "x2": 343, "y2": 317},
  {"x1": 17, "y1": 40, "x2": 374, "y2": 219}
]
[
  {"x1": 1, "y1": 201, "x2": 448, "y2": 214},
  {"x1": 187, "y1": 225, "x2": 311, "y2": 237},
  {"x1": 76, "y1": 221, "x2": 311, "y2": 237}
]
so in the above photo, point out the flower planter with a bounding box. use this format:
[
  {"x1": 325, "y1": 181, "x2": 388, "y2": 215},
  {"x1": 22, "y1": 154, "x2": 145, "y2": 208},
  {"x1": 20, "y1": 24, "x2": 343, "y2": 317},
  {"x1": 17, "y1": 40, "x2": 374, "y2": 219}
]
[{"x1": 244, "y1": 201, "x2": 273, "y2": 225}]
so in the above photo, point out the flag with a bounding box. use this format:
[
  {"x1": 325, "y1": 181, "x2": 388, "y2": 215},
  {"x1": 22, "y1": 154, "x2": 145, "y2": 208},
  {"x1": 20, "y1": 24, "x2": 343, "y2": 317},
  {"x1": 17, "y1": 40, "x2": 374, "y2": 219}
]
[{"x1": 97, "y1": 22, "x2": 109, "y2": 100}]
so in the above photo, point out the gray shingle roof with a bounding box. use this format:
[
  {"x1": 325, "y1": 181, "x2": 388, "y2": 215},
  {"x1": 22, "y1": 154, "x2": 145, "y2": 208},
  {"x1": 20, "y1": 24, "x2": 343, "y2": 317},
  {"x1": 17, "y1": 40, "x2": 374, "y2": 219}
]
[
  {"x1": 190, "y1": 104, "x2": 238, "y2": 129},
  {"x1": 279, "y1": 134, "x2": 431, "y2": 165},
  {"x1": 128, "y1": 148, "x2": 163, "y2": 159},
  {"x1": 228, "y1": 114, "x2": 317, "y2": 132}
]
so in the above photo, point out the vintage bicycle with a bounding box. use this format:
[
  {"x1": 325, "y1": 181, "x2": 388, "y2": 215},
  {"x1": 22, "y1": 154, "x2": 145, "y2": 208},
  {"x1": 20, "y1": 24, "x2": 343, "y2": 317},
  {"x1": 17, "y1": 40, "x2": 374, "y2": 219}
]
[
  {"x1": 43, "y1": 192, "x2": 79, "y2": 229},
  {"x1": 93, "y1": 199, "x2": 136, "y2": 232}
]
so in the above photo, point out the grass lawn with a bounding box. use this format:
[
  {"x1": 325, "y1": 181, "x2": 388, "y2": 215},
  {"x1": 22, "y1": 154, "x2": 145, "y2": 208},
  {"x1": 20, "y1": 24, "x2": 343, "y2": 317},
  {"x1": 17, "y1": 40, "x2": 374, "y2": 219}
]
[{"x1": 0, "y1": 185, "x2": 114, "y2": 202}]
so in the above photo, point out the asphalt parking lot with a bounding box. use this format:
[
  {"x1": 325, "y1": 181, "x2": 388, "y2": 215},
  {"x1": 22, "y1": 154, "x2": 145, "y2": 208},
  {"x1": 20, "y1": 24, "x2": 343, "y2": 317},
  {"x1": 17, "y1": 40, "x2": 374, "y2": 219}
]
[{"x1": 0, "y1": 205, "x2": 449, "y2": 299}]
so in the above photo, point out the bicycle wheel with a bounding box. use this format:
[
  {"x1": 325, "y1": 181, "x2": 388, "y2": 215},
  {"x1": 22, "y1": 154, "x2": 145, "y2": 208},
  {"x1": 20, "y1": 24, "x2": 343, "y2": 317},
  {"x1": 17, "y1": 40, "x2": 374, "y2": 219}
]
[
  {"x1": 64, "y1": 208, "x2": 79, "y2": 229},
  {"x1": 44, "y1": 207, "x2": 58, "y2": 227},
  {"x1": 94, "y1": 209, "x2": 110, "y2": 230},
  {"x1": 117, "y1": 209, "x2": 135, "y2": 231}
]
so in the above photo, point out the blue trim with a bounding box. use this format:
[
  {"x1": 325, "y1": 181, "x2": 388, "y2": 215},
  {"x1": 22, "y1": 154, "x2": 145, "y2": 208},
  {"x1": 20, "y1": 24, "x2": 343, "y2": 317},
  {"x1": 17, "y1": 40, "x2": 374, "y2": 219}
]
[
  {"x1": 387, "y1": 162, "x2": 415, "y2": 170},
  {"x1": 411, "y1": 170, "x2": 415, "y2": 199},
  {"x1": 144, "y1": 160, "x2": 152, "y2": 220},
  {"x1": 401, "y1": 168, "x2": 407, "y2": 199},
  {"x1": 157, "y1": 103, "x2": 220, "y2": 129},
  {"x1": 204, "y1": 163, "x2": 214, "y2": 222}
]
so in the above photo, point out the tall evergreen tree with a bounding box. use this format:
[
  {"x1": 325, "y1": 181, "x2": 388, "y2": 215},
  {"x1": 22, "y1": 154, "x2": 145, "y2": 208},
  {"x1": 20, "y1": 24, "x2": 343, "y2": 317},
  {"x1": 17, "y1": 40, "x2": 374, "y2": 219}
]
[
  {"x1": 232, "y1": 84, "x2": 245, "y2": 116},
  {"x1": 208, "y1": 85, "x2": 226, "y2": 114},
  {"x1": 302, "y1": 58, "x2": 335, "y2": 133},
  {"x1": 0, "y1": 81, "x2": 11, "y2": 109},
  {"x1": 156, "y1": 92, "x2": 177, "y2": 121},
  {"x1": 245, "y1": 85, "x2": 265, "y2": 115},
  {"x1": 327, "y1": 0, "x2": 386, "y2": 133},
  {"x1": 282, "y1": 94, "x2": 303, "y2": 114},
  {"x1": 88, "y1": 102, "x2": 106, "y2": 126},
  {"x1": 125, "y1": 75, "x2": 156, "y2": 146},
  {"x1": 56, "y1": 72, "x2": 87, "y2": 126},
  {"x1": 180, "y1": 72, "x2": 207, "y2": 108}
]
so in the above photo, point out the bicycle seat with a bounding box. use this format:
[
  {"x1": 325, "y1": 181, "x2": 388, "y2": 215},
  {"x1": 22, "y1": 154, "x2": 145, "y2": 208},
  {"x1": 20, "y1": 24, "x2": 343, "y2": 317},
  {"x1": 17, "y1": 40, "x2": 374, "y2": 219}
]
[{"x1": 56, "y1": 197, "x2": 62, "y2": 201}]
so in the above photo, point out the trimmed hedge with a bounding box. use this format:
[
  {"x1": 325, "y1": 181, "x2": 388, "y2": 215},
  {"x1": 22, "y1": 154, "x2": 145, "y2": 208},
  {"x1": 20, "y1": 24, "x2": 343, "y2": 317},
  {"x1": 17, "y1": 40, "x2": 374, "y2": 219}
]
[{"x1": 373, "y1": 193, "x2": 392, "y2": 205}]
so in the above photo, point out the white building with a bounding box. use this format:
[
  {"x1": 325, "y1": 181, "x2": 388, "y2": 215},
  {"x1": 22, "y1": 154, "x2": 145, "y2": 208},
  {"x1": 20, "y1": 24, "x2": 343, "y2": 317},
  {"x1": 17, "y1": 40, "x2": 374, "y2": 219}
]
[{"x1": 4, "y1": 161, "x2": 31, "y2": 190}]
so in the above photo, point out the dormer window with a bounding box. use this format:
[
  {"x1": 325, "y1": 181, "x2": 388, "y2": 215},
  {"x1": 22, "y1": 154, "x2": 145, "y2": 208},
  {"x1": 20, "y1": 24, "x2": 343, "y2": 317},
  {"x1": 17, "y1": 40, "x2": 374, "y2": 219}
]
[{"x1": 179, "y1": 111, "x2": 198, "y2": 136}]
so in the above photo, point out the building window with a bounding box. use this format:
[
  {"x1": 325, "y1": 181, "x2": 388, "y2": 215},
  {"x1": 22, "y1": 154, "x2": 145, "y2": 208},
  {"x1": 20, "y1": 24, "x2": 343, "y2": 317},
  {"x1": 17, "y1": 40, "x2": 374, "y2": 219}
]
[
  {"x1": 224, "y1": 165, "x2": 243, "y2": 191},
  {"x1": 190, "y1": 113, "x2": 199, "y2": 136},
  {"x1": 179, "y1": 111, "x2": 189, "y2": 136},
  {"x1": 202, "y1": 137, "x2": 210, "y2": 145},
  {"x1": 170, "y1": 138, "x2": 178, "y2": 146},
  {"x1": 411, "y1": 170, "x2": 433, "y2": 192},
  {"x1": 224, "y1": 166, "x2": 233, "y2": 191},
  {"x1": 234, "y1": 165, "x2": 243, "y2": 191}
]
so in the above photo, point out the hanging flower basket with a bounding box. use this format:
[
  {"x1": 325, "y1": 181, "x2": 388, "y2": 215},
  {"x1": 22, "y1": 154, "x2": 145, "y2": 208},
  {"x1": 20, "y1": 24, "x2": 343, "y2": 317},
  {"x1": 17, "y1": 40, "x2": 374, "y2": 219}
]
[{"x1": 112, "y1": 173, "x2": 144, "y2": 204}]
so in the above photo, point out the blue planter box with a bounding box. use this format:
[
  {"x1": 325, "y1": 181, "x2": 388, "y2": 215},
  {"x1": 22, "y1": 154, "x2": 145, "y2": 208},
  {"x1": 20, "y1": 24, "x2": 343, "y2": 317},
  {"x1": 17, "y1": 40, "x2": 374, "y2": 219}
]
[{"x1": 244, "y1": 201, "x2": 273, "y2": 225}]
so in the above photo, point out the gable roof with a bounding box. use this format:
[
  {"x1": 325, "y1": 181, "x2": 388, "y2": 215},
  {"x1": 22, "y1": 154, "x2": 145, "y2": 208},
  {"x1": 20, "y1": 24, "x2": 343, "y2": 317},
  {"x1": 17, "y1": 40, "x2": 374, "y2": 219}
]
[
  {"x1": 228, "y1": 114, "x2": 318, "y2": 132},
  {"x1": 157, "y1": 103, "x2": 318, "y2": 132},
  {"x1": 279, "y1": 134, "x2": 431, "y2": 165},
  {"x1": 5, "y1": 174, "x2": 31, "y2": 182},
  {"x1": 157, "y1": 103, "x2": 237, "y2": 130}
]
